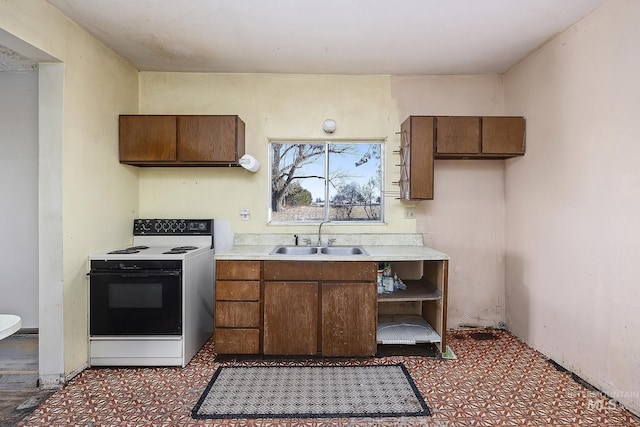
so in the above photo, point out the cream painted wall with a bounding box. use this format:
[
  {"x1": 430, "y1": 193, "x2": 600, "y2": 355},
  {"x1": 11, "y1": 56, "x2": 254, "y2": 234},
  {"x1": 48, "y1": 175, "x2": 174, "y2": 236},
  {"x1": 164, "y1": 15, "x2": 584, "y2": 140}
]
[
  {"x1": 139, "y1": 73, "x2": 509, "y2": 330},
  {"x1": 391, "y1": 75, "x2": 508, "y2": 329},
  {"x1": 504, "y1": 0, "x2": 640, "y2": 414},
  {"x1": 138, "y1": 73, "x2": 412, "y2": 236},
  {"x1": 0, "y1": 0, "x2": 140, "y2": 380}
]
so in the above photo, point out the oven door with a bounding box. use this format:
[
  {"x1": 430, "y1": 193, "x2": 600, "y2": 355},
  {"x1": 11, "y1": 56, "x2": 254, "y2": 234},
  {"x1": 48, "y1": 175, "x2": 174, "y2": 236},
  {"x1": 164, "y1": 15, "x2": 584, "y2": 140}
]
[{"x1": 89, "y1": 269, "x2": 182, "y2": 336}]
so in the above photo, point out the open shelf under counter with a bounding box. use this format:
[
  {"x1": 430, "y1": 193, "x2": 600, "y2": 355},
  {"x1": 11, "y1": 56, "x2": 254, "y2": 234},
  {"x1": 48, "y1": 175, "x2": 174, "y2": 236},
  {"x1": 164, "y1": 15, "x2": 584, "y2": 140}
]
[
  {"x1": 377, "y1": 314, "x2": 441, "y2": 345},
  {"x1": 377, "y1": 280, "x2": 442, "y2": 302}
]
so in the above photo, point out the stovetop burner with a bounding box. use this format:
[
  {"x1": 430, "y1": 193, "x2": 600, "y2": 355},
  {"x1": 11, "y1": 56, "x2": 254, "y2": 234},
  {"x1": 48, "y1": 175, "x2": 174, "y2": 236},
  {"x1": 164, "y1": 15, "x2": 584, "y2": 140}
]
[
  {"x1": 107, "y1": 245, "x2": 150, "y2": 255},
  {"x1": 163, "y1": 249, "x2": 187, "y2": 254},
  {"x1": 108, "y1": 248, "x2": 138, "y2": 254},
  {"x1": 172, "y1": 246, "x2": 198, "y2": 251}
]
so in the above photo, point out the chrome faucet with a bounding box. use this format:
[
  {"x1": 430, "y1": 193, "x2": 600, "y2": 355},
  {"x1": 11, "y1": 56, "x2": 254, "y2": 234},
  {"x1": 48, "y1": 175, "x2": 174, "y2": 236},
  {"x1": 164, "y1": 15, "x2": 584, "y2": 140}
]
[{"x1": 317, "y1": 220, "x2": 331, "y2": 246}]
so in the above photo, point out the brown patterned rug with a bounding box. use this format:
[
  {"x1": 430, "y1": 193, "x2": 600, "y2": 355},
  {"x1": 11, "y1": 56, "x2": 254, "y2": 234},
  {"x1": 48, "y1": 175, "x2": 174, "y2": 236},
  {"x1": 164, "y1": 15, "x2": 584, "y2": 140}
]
[{"x1": 191, "y1": 363, "x2": 431, "y2": 419}]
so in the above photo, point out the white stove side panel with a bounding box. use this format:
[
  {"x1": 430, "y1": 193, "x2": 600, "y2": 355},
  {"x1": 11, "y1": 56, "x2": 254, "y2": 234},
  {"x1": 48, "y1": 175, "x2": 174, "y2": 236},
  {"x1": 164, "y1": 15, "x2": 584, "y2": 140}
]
[{"x1": 183, "y1": 248, "x2": 215, "y2": 366}]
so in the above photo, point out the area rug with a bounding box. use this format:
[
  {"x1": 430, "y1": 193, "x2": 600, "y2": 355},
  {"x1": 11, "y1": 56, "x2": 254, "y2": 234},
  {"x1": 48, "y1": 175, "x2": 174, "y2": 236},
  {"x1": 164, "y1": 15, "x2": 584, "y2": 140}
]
[{"x1": 191, "y1": 364, "x2": 431, "y2": 419}]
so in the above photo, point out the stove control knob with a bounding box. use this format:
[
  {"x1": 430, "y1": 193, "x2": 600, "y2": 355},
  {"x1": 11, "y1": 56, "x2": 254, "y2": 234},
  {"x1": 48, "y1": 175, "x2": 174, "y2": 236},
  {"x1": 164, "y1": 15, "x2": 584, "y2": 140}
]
[
  {"x1": 155, "y1": 222, "x2": 162, "y2": 232},
  {"x1": 178, "y1": 222, "x2": 187, "y2": 231}
]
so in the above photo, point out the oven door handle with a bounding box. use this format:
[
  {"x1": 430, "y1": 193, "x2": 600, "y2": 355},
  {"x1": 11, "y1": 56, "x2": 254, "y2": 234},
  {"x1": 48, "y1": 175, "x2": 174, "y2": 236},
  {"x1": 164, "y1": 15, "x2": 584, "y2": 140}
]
[{"x1": 88, "y1": 270, "x2": 181, "y2": 278}]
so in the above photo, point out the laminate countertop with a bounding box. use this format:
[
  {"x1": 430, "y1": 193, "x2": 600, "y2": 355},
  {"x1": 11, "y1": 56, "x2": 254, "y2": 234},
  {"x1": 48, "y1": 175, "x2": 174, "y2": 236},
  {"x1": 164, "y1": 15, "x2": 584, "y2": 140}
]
[{"x1": 214, "y1": 244, "x2": 449, "y2": 262}]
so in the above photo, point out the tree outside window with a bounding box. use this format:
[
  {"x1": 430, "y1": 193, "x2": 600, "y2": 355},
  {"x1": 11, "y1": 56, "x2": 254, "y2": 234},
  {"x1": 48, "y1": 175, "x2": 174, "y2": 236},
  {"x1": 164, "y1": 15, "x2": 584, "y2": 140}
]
[{"x1": 269, "y1": 141, "x2": 383, "y2": 223}]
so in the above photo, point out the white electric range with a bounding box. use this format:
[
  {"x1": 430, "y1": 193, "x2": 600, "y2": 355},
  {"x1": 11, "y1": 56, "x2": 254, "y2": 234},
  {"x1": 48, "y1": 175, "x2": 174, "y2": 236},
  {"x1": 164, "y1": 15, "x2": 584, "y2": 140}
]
[{"x1": 88, "y1": 219, "x2": 214, "y2": 367}]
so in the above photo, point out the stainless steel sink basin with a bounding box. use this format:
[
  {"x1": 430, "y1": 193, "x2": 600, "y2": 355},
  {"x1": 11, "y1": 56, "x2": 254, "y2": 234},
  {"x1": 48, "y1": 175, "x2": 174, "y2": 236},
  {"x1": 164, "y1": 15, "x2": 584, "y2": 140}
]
[
  {"x1": 320, "y1": 246, "x2": 369, "y2": 256},
  {"x1": 269, "y1": 245, "x2": 369, "y2": 256},
  {"x1": 270, "y1": 246, "x2": 319, "y2": 255}
]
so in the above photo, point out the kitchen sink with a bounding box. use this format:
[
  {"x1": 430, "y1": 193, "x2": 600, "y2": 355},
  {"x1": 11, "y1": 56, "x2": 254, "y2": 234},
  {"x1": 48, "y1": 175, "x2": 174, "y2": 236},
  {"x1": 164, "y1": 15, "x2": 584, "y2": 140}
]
[
  {"x1": 269, "y1": 245, "x2": 369, "y2": 256},
  {"x1": 320, "y1": 246, "x2": 368, "y2": 255},
  {"x1": 270, "y1": 246, "x2": 319, "y2": 255}
]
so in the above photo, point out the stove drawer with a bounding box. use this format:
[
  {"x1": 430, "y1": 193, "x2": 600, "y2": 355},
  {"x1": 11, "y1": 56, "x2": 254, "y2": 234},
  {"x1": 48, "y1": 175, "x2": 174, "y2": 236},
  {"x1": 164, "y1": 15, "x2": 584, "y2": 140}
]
[{"x1": 90, "y1": 338, "x2": 182, "y2": 366}]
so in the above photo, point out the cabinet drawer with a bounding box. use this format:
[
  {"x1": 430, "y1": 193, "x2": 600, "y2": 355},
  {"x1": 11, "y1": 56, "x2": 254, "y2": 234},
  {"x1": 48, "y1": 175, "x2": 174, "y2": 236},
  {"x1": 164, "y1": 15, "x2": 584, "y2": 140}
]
[
  {"x1": 216, "y1": 280, "x2": 260, "y2": 300},
  {"x1": 215, "y1": 328, "x2": 260, "y2": 354},
  {"x1": 215, "y1": 301, "x2": 260, "y2": 327},
  {"x1": 264, "y1": 261, "x2": 377, "y2": 281},
  {"x1": 216, "y1": 260, "x2": 261, "y2": 280},
  {"x1": 320, "y1": 262, "x2": 377, "y2": 281},
  {"x1": 264, "y1": 261, "x2": 322, "y2": 280}
]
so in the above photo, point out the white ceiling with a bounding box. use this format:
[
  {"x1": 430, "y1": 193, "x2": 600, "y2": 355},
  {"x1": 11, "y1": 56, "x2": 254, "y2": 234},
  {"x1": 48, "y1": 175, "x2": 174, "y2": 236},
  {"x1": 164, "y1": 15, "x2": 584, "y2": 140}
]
[{"x1": 46, "y1": 0, "x2": 606, "y2": 75}]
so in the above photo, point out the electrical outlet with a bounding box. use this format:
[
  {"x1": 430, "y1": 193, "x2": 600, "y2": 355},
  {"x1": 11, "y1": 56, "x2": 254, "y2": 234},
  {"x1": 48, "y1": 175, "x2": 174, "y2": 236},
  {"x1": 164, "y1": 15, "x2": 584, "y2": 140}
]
[
  {"x1": 240, "y1": 208, "x2": 250, "y2": 221},
  {"x1": 404, "y1": 207, "x2": 416, "y2": 219}
]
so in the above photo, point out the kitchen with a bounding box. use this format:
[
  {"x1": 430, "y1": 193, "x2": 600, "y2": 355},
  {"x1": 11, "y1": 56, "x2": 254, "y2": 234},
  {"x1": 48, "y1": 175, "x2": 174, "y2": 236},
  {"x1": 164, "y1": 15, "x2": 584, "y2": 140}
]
[{"x1": 1, "y1": 0, "x2": 639, "y2": 423}]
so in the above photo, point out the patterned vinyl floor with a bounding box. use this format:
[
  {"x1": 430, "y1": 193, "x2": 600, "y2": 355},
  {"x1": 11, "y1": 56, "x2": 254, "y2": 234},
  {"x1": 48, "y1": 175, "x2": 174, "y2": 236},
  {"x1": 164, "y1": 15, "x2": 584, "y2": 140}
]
[{"x1": 18, "y1": 330, "x2": 640, "y2": 427}]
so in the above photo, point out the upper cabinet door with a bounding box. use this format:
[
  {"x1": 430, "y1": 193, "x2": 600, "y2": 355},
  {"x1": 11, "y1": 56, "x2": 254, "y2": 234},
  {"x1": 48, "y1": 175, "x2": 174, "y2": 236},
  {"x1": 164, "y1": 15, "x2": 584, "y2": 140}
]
[
  {"x1": 400, "y1": 116, "x2": 434, "y2": 200},
  {"x1": 177, "y1": 115, "x2": 244, "y2": 163},
  {"x1": 436, "y1": 116, "x2": 481, "y2": 155},
  {"x1": 482, "y1": 117, "x2": 525, "y2": 155},
  {"x1": 119, "y1": 115, "x2": 177, "y2": 162}
]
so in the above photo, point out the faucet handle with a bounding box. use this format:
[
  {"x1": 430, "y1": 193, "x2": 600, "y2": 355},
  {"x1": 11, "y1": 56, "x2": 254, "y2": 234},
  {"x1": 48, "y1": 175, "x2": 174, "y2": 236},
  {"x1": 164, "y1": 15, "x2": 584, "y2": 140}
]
[{"x1": 328, "y1": 238, "x2": 337, "y2": 247}]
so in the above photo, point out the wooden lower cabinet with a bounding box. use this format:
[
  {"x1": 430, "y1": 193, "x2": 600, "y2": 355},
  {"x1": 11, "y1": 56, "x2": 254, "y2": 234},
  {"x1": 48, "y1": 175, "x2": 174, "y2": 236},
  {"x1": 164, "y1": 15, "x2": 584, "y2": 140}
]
[
  {"x1": 214, "y1": 260, "x2": 261, "y2": 355},
  {"x1": 263, "y1": 261, "x2": 377, "y2": 357},
  {"x1": 263, "y1": 281, "x2": 318, "y2": 355},
  {"x1": 215, "y1": 328, "x2": 259, "y2": 354},
  {"x1": 321, "y1": 282, "x2": 377, "y2": 357},
  {"x1": 216, "y1": 260, "x2": 377, "y2": 357}
]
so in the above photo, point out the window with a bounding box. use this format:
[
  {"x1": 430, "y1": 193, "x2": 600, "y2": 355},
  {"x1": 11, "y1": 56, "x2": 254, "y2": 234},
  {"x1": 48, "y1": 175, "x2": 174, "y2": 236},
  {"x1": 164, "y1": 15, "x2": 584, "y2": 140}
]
[{"x1": 269, "y1": 140, "x2": 383, "y2": 223}]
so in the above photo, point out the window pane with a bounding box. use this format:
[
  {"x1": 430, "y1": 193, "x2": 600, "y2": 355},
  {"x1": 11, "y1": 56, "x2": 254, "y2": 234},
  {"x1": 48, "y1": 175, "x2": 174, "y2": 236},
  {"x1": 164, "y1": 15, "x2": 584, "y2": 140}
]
[
  {"x1": 270, "y1": 141, "x2": 383, "y2": 223},
  {"x1": 271, "y1": 143, "x2": 325, "y2": 222},
  {"x1": 328, "y1": 143, "x2": 381, "y2": 221}
]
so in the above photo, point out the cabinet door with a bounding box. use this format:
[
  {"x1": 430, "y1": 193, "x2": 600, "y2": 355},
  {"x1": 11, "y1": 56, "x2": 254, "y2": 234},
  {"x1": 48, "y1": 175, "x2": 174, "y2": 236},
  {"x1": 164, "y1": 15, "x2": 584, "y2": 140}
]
[
  {"x1": 177, "y1": 115, "x2": 243, "y2": 163},
  {"x1": 400, "y1": 116, "x2": 434, "y2": 200},
  {"x1": 321, "y1": 282, "x2": 377, "y2": 357},
  {"x1": 436, "y1": 116, "x2": 481, "y2": 155},
  {"x1": 119, "y1": 115, "x2": 177, "y2": 163},
  {"x1": 263, "y1": 281, "x2": 318, "y2": 355},
  {"x1": 482, "y1": 117, "x2": 525, "y2": 155}
]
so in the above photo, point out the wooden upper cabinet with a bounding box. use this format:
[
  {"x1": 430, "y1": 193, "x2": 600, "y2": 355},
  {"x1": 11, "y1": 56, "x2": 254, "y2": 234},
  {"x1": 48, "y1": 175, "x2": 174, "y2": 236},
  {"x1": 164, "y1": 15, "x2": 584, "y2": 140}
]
[
  {"x1": 119, "y1": 115, "x2": 177, "y2": 162},
  {"x1": 436, "y1": 116, "x2": 481, "y2": 154},
  {"x1": 434, "y1": 116, "x2": 525, "y2": 159},
  {"x1": 119, "y1": 115, "x2": 245, "y2": 166},
  {"x1": 178, "y1": 115, "x2": 245, "y2": 163},
  {"x1": 482, "y1": 116, "x2": 525, "y2": 155},
  {"x1": 399, "y1": 116, "x2": 434, "y2": 200}
]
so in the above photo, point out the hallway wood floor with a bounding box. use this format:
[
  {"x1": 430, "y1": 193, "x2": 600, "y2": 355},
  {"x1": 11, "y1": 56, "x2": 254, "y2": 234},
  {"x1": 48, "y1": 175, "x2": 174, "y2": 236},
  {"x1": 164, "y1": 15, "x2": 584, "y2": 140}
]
[{"x1": 0, "y1": 334, "x2": 54, "y2": 427}]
